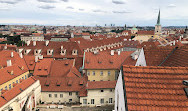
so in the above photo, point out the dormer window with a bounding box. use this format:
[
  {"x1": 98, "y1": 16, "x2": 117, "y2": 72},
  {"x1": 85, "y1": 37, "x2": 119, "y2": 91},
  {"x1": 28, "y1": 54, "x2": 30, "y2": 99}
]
[
  {"x1": 61, "y1": 49, "x2": 66, "y2": 55},
  {"x1": 72, "y1": 49, "x2": 78, "y2": 55}
]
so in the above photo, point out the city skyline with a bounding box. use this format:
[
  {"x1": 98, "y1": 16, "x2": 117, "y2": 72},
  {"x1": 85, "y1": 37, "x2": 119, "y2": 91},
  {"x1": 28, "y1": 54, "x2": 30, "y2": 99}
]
[{"x1": 0, "y1": 0, "x2": 188, "y2": 26}]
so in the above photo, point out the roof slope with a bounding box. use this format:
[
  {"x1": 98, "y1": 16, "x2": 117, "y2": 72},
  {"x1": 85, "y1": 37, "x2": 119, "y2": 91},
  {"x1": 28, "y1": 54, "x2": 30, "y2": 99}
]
[
  {"x1": 144, "y1": 46, "x2": 174, "y2": 66},
  {"x1": 0, "y1": 77, "x2": 37, "y2": 107},
  {"x1": 87, "y1": 81, "x2": 116, "y2": 89},
  {"x1": 123, "y1": 65, "x2": 188, "y2": 111},
  {"x1": 162, "y1": 46, "x2": 188, "y2": 67},
  {"x1": 84, "y1": 51, "x2": 134, "y2": 69}
]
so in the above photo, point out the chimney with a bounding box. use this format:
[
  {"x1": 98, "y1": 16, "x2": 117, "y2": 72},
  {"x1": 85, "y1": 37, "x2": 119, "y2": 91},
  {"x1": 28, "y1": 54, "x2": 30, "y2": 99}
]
[
  {"x1": 173, "y1": 40, "x2": 176, "y2": 46},
  {"x1": 45, "y1": 40, "x2": 49, "y2": 46},
  {"x1": 4, "y1": 45, "x2": 7, "y2": 50},
  {"x1": 19, "y1": 53, "x2": 23, "y2": 58},
  {"x1": 11, "y1": 52, "x2": 14, "y2": 57},
  {"x1": 27, "y1": 41, "x2": 30, "y2": 46},
  {"x1": 33, "y1": 41, "x2": 36, "y2": 46},
  {"x1": 111, "y1": 50, "x2": 114, "y2": 56},
  {"x1": 61, "y1": 46, "x2": 64, "y2": 49},
  {"x1": 7, "y1": 60, "x2": 12, "y2": 67},
  {"x1": 77, "y1": 41, "x2": 80, "y2": 44},
  {"x1": 35, "y1": 56, "x2": 38, "y2": 62},
  {"x1": 118, "y1": 51, "x2": 121, "y2": 55}
]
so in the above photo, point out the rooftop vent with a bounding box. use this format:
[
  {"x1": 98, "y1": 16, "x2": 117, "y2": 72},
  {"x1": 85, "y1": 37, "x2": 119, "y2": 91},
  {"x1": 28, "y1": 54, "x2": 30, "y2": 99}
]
[
  {"x1": 68, "y1": 80, "x2": 72, "y2": 86},
  {"x1": 45, "y1": 80, "x2": 50, "y2": 86},
  {"x1": 56, "y1": 80, "x2": 61, "y2": 86},
  {"x1": 65, "y1": 62, "x2": 69, "y2": 66}
]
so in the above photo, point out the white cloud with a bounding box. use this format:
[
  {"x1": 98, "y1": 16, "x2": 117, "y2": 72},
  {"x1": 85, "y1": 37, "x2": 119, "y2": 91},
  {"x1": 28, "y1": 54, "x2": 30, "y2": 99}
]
[{"x1": 168, "y1": 4, "x2": 176, "y2": 8}]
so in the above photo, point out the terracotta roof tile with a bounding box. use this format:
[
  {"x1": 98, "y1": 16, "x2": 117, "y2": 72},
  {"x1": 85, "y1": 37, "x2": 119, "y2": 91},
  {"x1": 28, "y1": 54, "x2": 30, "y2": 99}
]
[
  {"x1": 84, "y1": 51, "x2": 134, "y2": 69},
  {"x1": 123, "y1": 65, "x2": 188, "y2": 111},
  {"x1": 0, "y1": 77, "x2": 37, "y2": 107},
  {"x1": 87, "y1": 81, "x2": 116, "y2": 89}
]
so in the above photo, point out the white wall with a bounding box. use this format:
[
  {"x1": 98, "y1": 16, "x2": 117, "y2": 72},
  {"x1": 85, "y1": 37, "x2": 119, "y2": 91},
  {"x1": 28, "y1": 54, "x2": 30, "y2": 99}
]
[
  {"x1": 80, "y1": 89, "x2": 115, "y2": 107},
  {"x1": 135, "y1": 48, "x2": 147, "y2": 66},
  {"x1": 114, "y1": 71, "x2": 126, "y2": 111},
  {"x1": 41, "y1": 92, "x2": 79, "y2": 103},
  {"x1": 0, "y1": 80, "x2": 41, "y2": 111}
]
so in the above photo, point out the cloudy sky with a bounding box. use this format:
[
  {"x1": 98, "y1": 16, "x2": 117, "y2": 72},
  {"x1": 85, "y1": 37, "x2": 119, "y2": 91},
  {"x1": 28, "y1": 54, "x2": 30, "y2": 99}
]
[{"x1": 0, "y1": 0, "x2": 188, "y2": 26}]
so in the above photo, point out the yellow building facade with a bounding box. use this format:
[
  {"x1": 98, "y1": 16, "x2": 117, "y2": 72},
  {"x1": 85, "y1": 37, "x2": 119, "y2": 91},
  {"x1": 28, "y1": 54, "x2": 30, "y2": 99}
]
[
  {"x1": 0, "y1": 71, "x2": 30, "y2": 95},
  {"x1": 86, "y1": 69, "x2": 119, "y2": 81}
]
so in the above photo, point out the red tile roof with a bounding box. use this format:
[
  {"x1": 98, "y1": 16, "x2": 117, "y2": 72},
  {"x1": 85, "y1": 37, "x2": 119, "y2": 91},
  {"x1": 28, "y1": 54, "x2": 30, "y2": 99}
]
[
  {"x1": 0, "y1": 77, "x2": 37, "y2": 107},
  {"x1": 84, "y1": 51, "x2": 134, "y2": 69},
  {"x1": 144, "y1": 46, "x2": 175, "y2": 66},
  {"x1": 137, "y1": 31, "x2": 155, "y2": 35},
  {"x1": 19, "y1": 41, "x2": 83, "y2": 58},
  {"x1": 49, "y1": 59, "x2": 81, "y2": 77},
  {"x1": 36, "y1": 76, "x2": 87, "y2": 93},
  {"x1": 123, "y1": 65, "x2": 188, "y2": 111},
  {"x1": 33, "y1": 58, "x2": 54, "y2": 76},
  {"x1": 87, "y1": 81, "x2": 116, "y2": 89},
  {"x1": 162, "y1": 46, "x2": 188, "y2": 67},
  {"x1": 23, "y1": 55, "x2": 36, "y2": 71}
]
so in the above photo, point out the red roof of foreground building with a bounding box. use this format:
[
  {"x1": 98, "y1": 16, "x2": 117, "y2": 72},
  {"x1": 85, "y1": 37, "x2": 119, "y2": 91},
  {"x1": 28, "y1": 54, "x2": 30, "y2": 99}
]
[
  {"x1": 0, "y1": 77, "x2": 37, "y2": 107},
  {"x1": 84, "y1": 51, "x2": 134, "y2": 70},
  {"x1": 87, "y1": 81, "x2": 116, "y2": 89},
  {"x1": 123, "y1": 65, "x2": 188, "y2": 111}
]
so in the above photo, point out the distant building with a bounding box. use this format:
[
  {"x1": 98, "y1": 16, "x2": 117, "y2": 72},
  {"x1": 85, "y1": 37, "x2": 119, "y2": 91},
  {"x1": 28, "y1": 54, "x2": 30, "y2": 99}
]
[
  {"x1": 21, "y1": 33, "x2": 44, "y2": 42},
  {"x1": 155, "y1": 10, "x2": 162, "y2": 35}
]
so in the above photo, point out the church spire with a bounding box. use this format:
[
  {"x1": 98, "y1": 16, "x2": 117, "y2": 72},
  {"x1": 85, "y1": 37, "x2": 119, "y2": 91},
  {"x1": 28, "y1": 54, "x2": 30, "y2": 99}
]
[{"x1": 156, "y1": 9, "x2": 160, "y2": 25}]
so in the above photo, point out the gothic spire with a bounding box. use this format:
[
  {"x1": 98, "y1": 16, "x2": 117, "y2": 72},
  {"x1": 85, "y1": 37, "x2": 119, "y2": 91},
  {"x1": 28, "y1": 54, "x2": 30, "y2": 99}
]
[{"x1": 156, "y1": 9, "x2": 160, "y2": 25}]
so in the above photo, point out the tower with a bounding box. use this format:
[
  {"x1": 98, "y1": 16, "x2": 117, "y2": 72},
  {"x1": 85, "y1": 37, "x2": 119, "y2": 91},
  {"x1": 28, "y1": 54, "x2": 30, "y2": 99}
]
[
  {"x1": 155, "y1": 10, "x2": 162, "y2": 35},
  {"x1": 43, "y1": 26, "x2": 46, "y2": 34}
]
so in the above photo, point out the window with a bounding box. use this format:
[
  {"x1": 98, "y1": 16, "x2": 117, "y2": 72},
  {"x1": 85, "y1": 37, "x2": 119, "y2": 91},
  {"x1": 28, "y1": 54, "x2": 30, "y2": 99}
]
[
  {"x1": 12, "y1": 82, "x2": 14, "y2": 84},
  {"x1": 93, "y1": 80, "x2": 95, "y2": 81},
  {"x1": 49, "y1": 94, "x2": 52, "y2": 98},
  {"x1": 54, "y1": 94, "x2": 57, "y2": 98},
  {"x1": 22, "y1": 77, "x2": 24, "y2": 79},
  {"x1": 83, "y1": 99, "x2": 87, "y2": 104},
  {"x1": 87, "y1": 71, "x2": 90, "y2": 76},
  {"x1": 100, "y1": 98, "x2": 104, "y2": 104},
  {"x1": 5, "y1": 86, "x2": 7, "y2": 90},
  {"x1": 69, "y1": 92, "x2": 72, "y2": 96},
  {"x1": 101, "y1": 90, "x2": 104, "y2": 92},
  {"x1": 91, "y1": 99, "x2": 95, "y2": 104},
  {"x1": 69, "y1": 99, "x2": 72, "y2": 102},
  {"x1": 16, "y1": 80, "x2": 18, "y2": 83},
  {"x1": 109, "y1": 98, "x2": 113, "y2": 103},
  {"x1": 100, "y1": 71, "x2": 103, "y2": 76},
  {"x1": 9, "y1": 84, "x2": 11, "y2": 89},
  {"x1": 60, "y1": 94, "x2": 63, "y2": 98},
  {"x1": 0, "y1": 88, "x2": 3, "y2": 91},
  {"x1": 92, "y1": 71, "x2": 95, "y2": 76},
  {"x1": 110, "y1": 89, "x2": 113, "y2": 92},
  {"x1": 25, "y1": 75, "x2": 27, "y2": 79},
  {"x1": 76, "y1": 92, "x2": 78, "y2": 95},
  {"x1": 108, "y1": 71, "x2": 111, "y2": 76}
]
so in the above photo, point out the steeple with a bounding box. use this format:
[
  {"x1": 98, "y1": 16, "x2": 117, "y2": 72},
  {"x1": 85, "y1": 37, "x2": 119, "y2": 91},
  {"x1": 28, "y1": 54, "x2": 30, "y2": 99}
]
[{"x1": 156, "y1": 10, "x2": 160, "y2": 25}]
